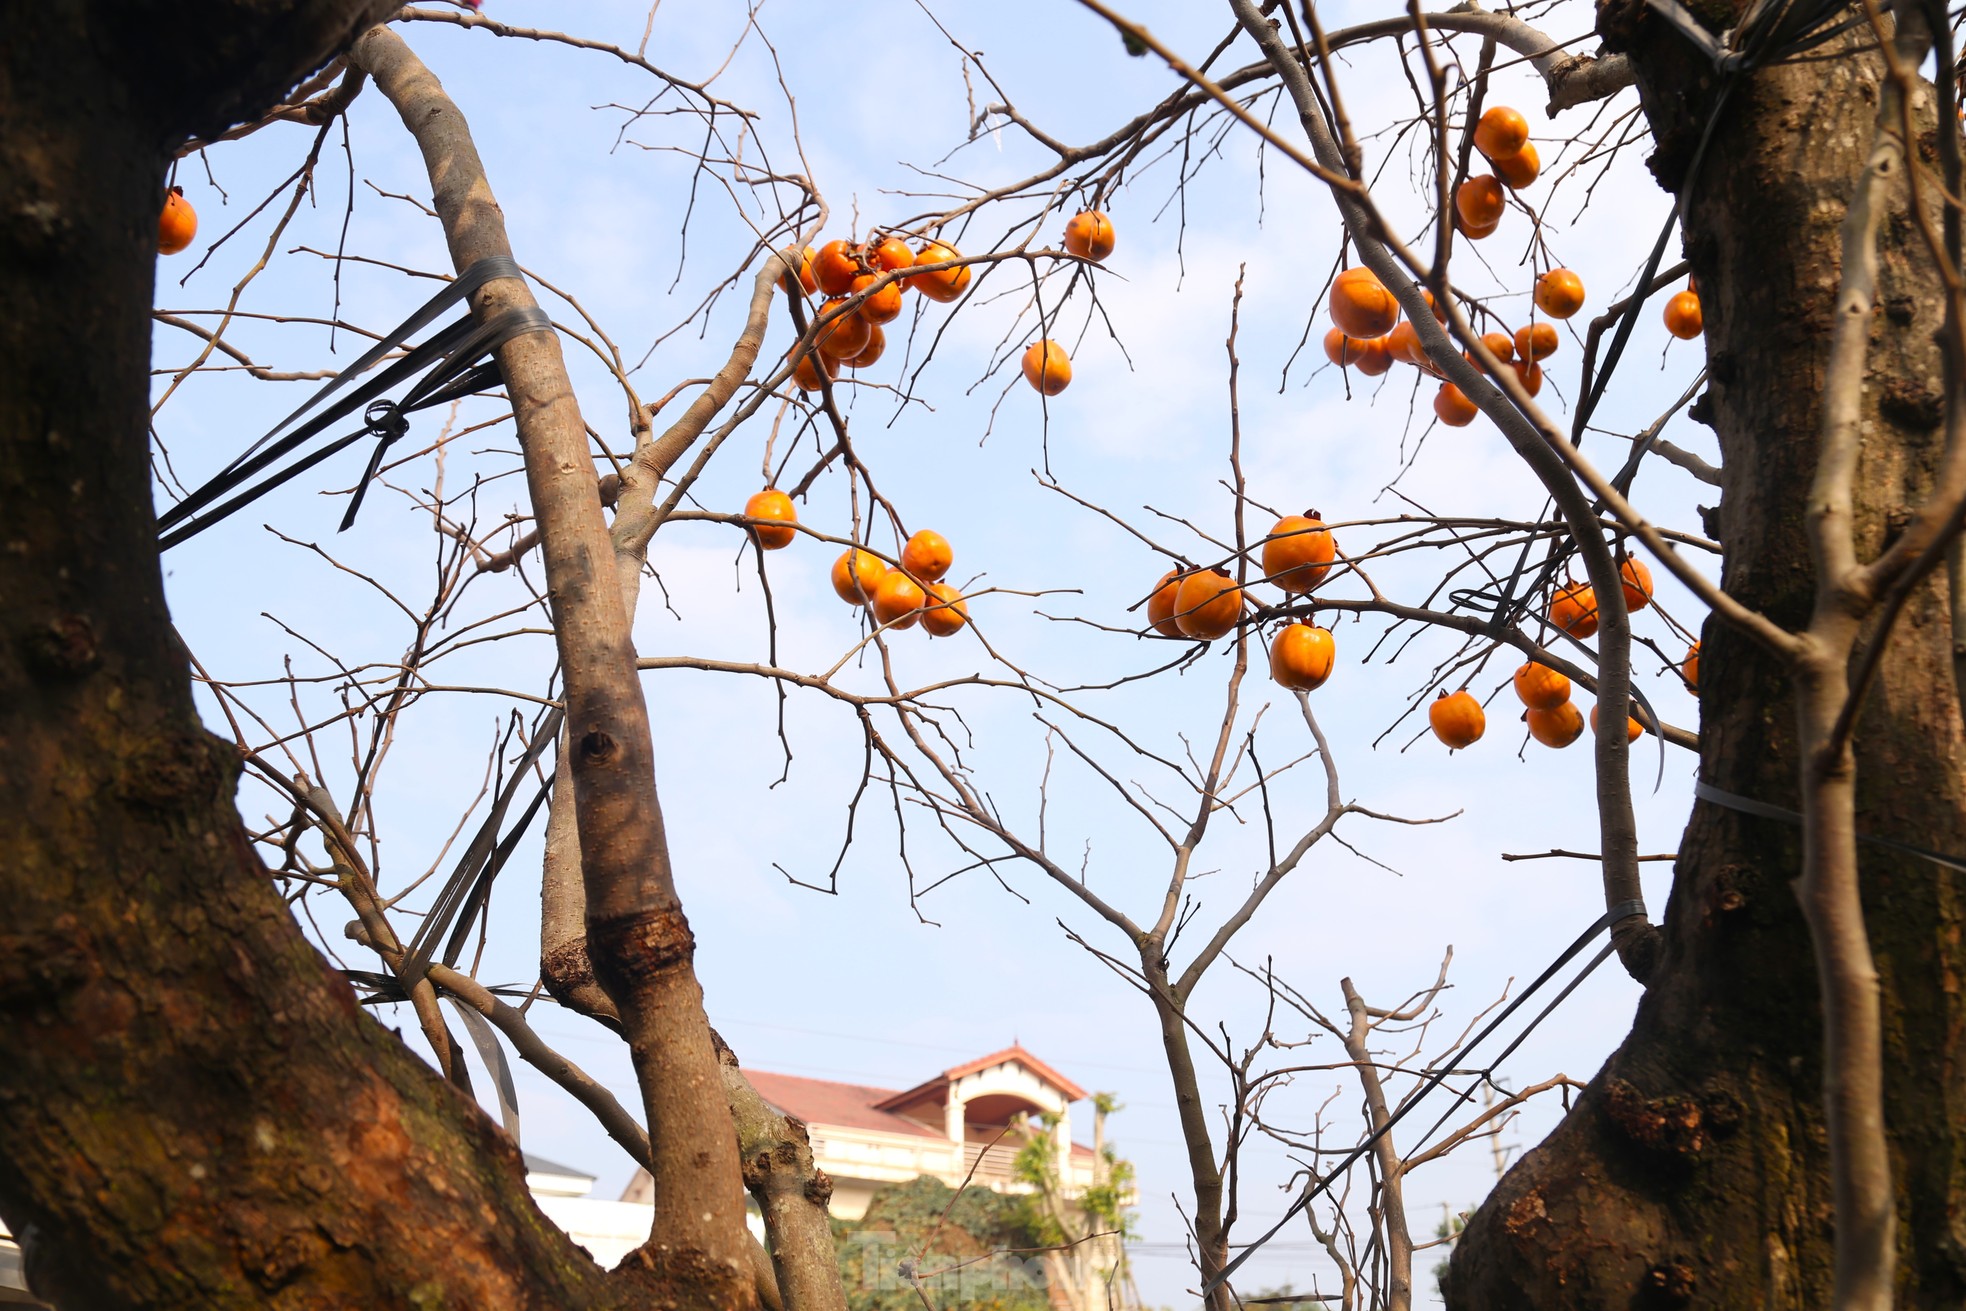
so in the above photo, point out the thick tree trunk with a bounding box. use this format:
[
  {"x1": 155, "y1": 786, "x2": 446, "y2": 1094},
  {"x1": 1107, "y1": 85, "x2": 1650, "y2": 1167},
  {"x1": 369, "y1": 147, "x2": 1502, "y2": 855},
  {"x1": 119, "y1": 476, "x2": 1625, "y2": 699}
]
[
  {"x1": 0, "y1": 6, "x2": 655, "y2": 1308},
  {"x1": 1450, "y1": 8, "x2": 1966, "y2": 1307}
]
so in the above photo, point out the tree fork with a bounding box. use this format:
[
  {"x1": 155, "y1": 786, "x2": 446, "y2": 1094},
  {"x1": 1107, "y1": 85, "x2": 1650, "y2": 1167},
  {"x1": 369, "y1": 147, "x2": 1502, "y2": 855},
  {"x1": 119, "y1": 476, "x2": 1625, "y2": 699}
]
[{"x1": 347, "y1": 24, "x2": 757, "y2": 1308}]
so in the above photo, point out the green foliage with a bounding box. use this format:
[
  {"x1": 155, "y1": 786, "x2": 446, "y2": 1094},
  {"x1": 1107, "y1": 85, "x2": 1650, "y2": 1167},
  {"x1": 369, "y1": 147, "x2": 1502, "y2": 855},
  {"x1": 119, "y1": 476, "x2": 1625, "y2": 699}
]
[
  {"x1": 1243, "y1": 1284, "x2": 1331, "y2": 1311},
  {"x1": 833, "y1": 1176, "x2": 1051, "y2": 1311}
]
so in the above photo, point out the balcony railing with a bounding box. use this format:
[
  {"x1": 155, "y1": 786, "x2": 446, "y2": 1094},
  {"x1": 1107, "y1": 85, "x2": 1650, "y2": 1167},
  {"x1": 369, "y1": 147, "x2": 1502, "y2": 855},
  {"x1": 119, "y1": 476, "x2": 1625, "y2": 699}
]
[{"x1": 960, "y1": 1141, "x2": 1022, "y2": 1183}]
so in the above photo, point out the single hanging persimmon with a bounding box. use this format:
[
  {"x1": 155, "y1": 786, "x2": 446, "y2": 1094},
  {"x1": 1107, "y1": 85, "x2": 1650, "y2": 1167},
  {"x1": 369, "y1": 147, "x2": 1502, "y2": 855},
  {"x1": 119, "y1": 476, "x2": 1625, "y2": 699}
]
[
  {"x1": 1513, "y1": 662, "x2": 1572, "y2": 711},
  {"x1": 1456, "y1": 175, "x2": 1506, "y2": 230},
  {"x1": 1510, "y1": 359, "x2": 1544, "y2": 397},
  {"x1": 815, "y1": 297, "x2": 871, "y2": 360},
  {"x1": 871, "y1": 571, "x2": 926, "y2": 629},
  {"x1": 869, "y1": 234, "x2": 915, "y2": 275},
  {"x1": 158, "y1": 187, "x2": 198, "y2": 255},
  {"x1": 1620, "y1": 557, "x2": 1654, "y2": 611},
  {"x1": 1514, "y1": 322, "x2": 1558, "y2": 361},
  {"x1": 1682, "y1": 641, "x2": 1701, "y2": 693},
  {"x1": 1475, "y1": 107, "x2": 1530, "y2": 160},
  {"x1": 1146, "y1": 570, "x2": 1185, "y2": 636},
  {"x1": 1429, "y1": 689, "x2": 1486, "y2": 749},
  {"x1": 831, "y1": 548, "x2": 889, "y2": 606},
  {"x1": 1527, "y1": 701, "x2": 1585, "y2": 747},
  {"x1": 1324, "y1": 329, "x2": 1374, "y2": 368},
  {"x1": 793, "y1": 349, "x2": 838, "y2": 392},
  {"x1": 1479, "y1": 332, "x2": 1515, "y2": 367},
  {"x1": 901, "y1": 529, "x2": 953, "y2": 583},
  {"x1": 1664, "y1": 288, "x2": 1704, "y2": 339},
  {"x1": 1022, "y1": 340, "x2": 1072, "y2": 395},
  {"x1": 1352, "y1": 336, "x2": 1395, "y2": 376},
  {"x1": 1327, "y1": 330, "x2": 1395, "y2": 375},
  {"x1": 1495, "y1": 141, "x2": 1541, "y2": 189},
  {"x1": 1550, "y1": 580, "x2": 1599, "y2": 639},
  {"x1": 1387, "y1": 320, "x2": 1426, "y2": 368},
  {"x1": 1455, "y1": 211, "x2": 1499, "y2": 242},
  {"x1": 1329, "y1": 266, "x2": 1399, "y2": 338},
  {"x1": 1590, "y1": 703, "x2": 1645, "y2": 743},
  {"x1": 846, "y1": 324, "x2": 887, "y2": 370},
  {"x1": 1173, "y1": 569, "x2": 1243, "y2": 640},
  {"x1": 783, "y1": 245, "x2": 818, "y2": 295},
  {"x1": 850, "y1": 272, "x2": 903, "y2": 325},
  {"x1": 743, "y1": 489, "x2": 798, "y2": 550},
  {"x1": 1535, "y1": 269, "x2": 1586, "y2": 319},
  {"x1": 813, "y1": 239, "x2": 860, "y2": 296},
  {"x1": 1063, "y1": 210, "x2": 1117, "y2": 261},
  {"x1": 920, "y1": 583, "x2": 970, "y2": 637},
  {"x1": 1261, "y1": 513, "x2": 1335, "y2": 593},
  {"x1": 1434, "y1": 382, "x2": 1478, "y2": 427},
  {"x1": 909, "y1": 240, "x2": 971, "y2": 302},
  {"x1": 1270, "y1": 623, "x2": 1336, "y2": 691}
]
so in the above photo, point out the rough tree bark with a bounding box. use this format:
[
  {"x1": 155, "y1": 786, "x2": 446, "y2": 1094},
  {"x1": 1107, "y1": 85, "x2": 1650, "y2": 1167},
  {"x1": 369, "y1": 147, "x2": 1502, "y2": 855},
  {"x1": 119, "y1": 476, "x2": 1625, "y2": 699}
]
[
  {"x1": 1450, "y1": 6, "x2": 1966, "y2": 1306},
  {"x1": 0, "y1": 4, "x2": 663, "y2": 1308}
]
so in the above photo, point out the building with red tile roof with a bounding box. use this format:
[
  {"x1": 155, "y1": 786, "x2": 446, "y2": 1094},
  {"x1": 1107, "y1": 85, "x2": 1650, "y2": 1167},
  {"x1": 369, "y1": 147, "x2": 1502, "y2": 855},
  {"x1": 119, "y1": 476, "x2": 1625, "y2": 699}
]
[{"x1": 622, "y1": 1045, "x2": 1100, "y2": 1219}]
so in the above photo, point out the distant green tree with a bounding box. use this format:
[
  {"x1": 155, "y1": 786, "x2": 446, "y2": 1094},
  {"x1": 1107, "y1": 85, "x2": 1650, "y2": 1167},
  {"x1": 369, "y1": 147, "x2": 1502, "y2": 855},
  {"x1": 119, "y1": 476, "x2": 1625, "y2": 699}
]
[{"x1": 832, "y1": 1177, "x2": 1051, "y2": 1311}]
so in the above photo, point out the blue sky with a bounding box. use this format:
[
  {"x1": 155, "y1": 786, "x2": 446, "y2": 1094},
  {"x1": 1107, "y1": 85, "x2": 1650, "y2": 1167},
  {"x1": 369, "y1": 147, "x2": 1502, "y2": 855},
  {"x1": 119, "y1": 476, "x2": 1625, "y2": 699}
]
[{"x1": 153, "y1": 2, "x2": 1713, "y2": 1306}]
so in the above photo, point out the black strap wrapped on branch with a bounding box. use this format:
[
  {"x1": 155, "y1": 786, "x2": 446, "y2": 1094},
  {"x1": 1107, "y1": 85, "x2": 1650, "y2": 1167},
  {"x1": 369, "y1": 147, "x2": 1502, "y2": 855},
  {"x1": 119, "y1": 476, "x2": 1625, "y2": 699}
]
[{"x1": 156, "y1": 255, "x2": 552, "y2": 548}]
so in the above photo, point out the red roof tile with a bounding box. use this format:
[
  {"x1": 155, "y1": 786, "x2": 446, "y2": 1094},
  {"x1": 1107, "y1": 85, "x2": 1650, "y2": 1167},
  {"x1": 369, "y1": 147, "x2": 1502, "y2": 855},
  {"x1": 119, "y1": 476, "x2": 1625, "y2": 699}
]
[{"x1": 744, "y1": 1070, "x2": 941, "y2": 1138}]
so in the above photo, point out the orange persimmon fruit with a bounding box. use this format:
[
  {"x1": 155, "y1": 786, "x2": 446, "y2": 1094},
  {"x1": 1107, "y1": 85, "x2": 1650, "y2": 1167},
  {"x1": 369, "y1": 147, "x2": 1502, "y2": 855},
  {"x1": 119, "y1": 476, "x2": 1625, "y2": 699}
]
[
  {"x1": 910, "y1": 240, "x2": 972, "y2": 302},
  {"x1": 920, "y1": 583, "x2": 970, "y2": 637},
  {"x1": 1330, "y1": 266, "x2": 1400, "y2": 338},
  {"x1": 901, "y1": 529, "x2": 953, "y2": 583},
  {"x1": 1270, "y1": 623, "x2": 1337, "y2": 692},
  {"x1": 871, "y1": 571, "x2": 926, "y2": 629},
  {"x1": 815, "y1": 297, "x2": 872, "y2": 360},
  {"x1": 1022, "y1": 339, "x2": 1072, "y2": 395},
  {"x1": 1535, "y1": 269, "x2": 1586, "y2": 319},
  {"x1": 743, "y1": 489, "x2": 798, "y2": 550},
  {"x1": 1063, "y1": 210, "x2": 1117, "y2": 261},
  {"x1": 1527, "y1": 701, "x2": 1585, "y2": 747},
  {"x1": 1173, "y1": 569, "x2": 1243, "y2": 640},
  {"x1": 1514, "y1": 322, "x2": 1558, "y2": 361},
  {"x1": 1456, "y1": 175, "x2": 1506, "y2": 229},
  {"x1": 1430, "y1": 689, "x2": 1486, "y2": 749},
  {"x1": 1434, "y1": 382, "x2": 1479, "y2": 427},
  {"x1": 831, "y1": 548, "x2": 889, "y2": 606},
  {"x1": 1550, "y1": 580, "x2": 1599, "y2": 639},
  {"x1": 1474, "y1": 106, "x2": 1530, "y2": 161},
  {"x1": 1146, "y1": 570, "x2": 1185, "y2": 637},
  {"x1": 1620, "y1": 557, "x2": 1654, "y2": 611},
  {"x1": 1664, "y1": 289, "x2": 1704, "y2": 340},
  {"x1": 1261, "y1": 513, "x2": 1336, "y2": 593},
  {"x1": 1495, "y1": 140, "x2": 1541, "y2": 189},
  {"x1": 813, "y1": 239, "x2": 860, "y2": 296},
  {"x1": 159, "y1": 187, "x2": 198, "y2": 255},
  {"x1": 1512, "y1": 662, "x2": 1572, "y2": 711}
]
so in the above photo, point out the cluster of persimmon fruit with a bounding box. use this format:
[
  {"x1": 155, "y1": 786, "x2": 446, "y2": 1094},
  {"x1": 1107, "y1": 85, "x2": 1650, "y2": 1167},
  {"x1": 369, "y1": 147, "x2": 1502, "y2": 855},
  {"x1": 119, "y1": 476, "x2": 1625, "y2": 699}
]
[
  {"x1": 1322, "y1": 104, "x2": 1707, "y2": 427},
  {"x1": 1133, "y1": 510, "x2": 1700, "y2": 751},
  {"x1": 738, "y1": 490, "x2": 971, "y2": 638},
  {"x1": 1140, "y1": 512, "x2": 1341, "y2": 693},
  {"x1": 1426, "y1": 555, "x2": 1686, "y2": 753},
  {"x1": 782, "y1": 208, "x2": 1117, "y2": 398},
  {"x1": 1323, "y1": 256, "x2": 1582, "y2": 429}
]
